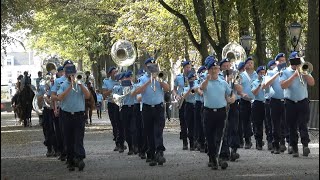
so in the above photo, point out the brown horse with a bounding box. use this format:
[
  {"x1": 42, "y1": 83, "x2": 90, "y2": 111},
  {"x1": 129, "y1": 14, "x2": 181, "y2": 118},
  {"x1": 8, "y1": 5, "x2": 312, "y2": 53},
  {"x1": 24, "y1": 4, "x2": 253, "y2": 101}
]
[{"x1": 16, "y1": 85, "x2": 35, "y2": 127}]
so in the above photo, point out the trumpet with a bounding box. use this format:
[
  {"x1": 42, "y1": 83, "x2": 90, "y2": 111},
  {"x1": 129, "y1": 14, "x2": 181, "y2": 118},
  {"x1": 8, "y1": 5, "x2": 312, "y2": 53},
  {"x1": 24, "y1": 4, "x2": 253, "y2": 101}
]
[
  {"x1": 297, "y1": 60, "x2": 313, "y2": 85},
  {"x1": 70, "y1": 71, "x2": 86, "y2": 92}
]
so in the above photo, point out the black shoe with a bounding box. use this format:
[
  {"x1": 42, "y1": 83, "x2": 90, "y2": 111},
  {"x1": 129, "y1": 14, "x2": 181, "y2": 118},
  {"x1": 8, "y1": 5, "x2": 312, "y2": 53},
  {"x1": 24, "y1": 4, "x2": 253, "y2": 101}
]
[
  {"x1": 146, "y1": 158, "x2": 151, "y2": 163},
  {"x1": 200, "y1": 147, "x2": 205, "y2": 153},
  {"x1": 46, "y1": 150, "x2": 54, "y2": 157},
  {"x1": 256, "y1": 142, "x2": 262, "y2": 150},
  {"x1": 60, "y1": 155, "x2": 66, "y2": 161},
  {"x1": 208, "y1": 157, "x2": 212, "y2": 167},
  {"x1": 230, "y1": 149, "x2": 239, "y2": 162},
  {"x1": 113, "y1": 145, "x2": 119, "y2": 151},
  {"x1": 211, "y1": 157, "x2": 218, "y2": 170},
  {"x1": 67, "y1": 161, "x2": 75, "y2": 171},
  {"x1": 288, "y1": 146, "x2": 293, "y2": 154},
  {"x1": 274, "y1": 147, "x2": 280, "y2": 154},
  {"x1": 118, "y1": 145, "x2": 124, "y2": 153},
  {"x1": 280, "y1": 144, "x2": 287, "y2": 152},
  {"x1": 133, "y1": 147, "x2": 139, "y2": 154},
  {"x1": 292, "y1": 149, "x2": 299, "y2": 157},
  {"x1": 156, "y1": 152, "x2": 166, "y2": 165},
  {"x1": 78, "y1": 160, "x2": 85, "y2": 171},
  {"x1": 267, "y1": 143, "x2": 273, "y2": 150},
  {"x1": 182, "y1": 140, "x2": 188, "y2": 150},
  {"x1": 127, "y1": 150, "x2": 134, "y2": 155},
  {"x1": 245, "y1": 141, "x2": 252, "y2": 149},
  {"x1": 149, "y1": 159, "x2": 157, "y2": 166},
  {"x1": 239, "y1": 142, "x2": 244, "y2": 148},
  {"x1": 303, "y1": 146, "x2": 310, "y2": 157},
  {"x1": 140, "y1": 153, "x2": 146, "y2": 159},
  {"x1": 219, "y1": 160, "x2": 228, "y2": 170}
]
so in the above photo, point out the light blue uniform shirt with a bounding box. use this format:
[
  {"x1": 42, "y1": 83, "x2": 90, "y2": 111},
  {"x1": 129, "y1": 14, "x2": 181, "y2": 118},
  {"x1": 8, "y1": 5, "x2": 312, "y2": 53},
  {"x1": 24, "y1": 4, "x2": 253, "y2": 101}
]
[
  {"x1": 240, "y1": 71, "x2": 258, "y2": 101},
  {"x1": 251, "y1": 79, "x2": 266, "y2": 102},
  {"x1": 96, "y1": 93, "x2": 103, "y2": 102},
  {"x1": 138, "y1": 74, "x2": 164, "y2": 105},
  {"x1": 203, "y1": 78, "x2": 232, "y2": 109},
  {"x1": 194, "y1": 79, "x2": 203, "y2": 102},
  {"x1": 174, "y1": 74, "x2": 187, "y2": 96},
  {"x1": 57, "y1": 80, "x2": 86, "y2": 113},
  {"x1": 280, "y1": 66, "x2": 309, "y2": 101},
  {"x1": 51, "y1": 76, "x2": 67, "y2": 93},
  {"x1": 265, "y1": 69, "x2": 284, "y2": 99},
  {"x1": 183, "y1": 85, "x2": 196, "y2": 104},
  {"x1": 133, "y1": 82, "x2": 141, "y2": 104},
  {"x1": 37, "y1": 85, "x2": 46, "y2": 107},
  {"x1": 102, "y1": 78, "x2": 119, "y2": 103},
  {"x1": 120, "y1": 85, "x2": 136, "y2": 106}
]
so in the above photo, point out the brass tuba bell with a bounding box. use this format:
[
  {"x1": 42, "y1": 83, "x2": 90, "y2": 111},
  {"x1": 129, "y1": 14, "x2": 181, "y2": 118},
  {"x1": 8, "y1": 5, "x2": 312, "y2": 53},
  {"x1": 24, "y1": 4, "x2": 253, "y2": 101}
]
[{"x1": 111, "y1": 40, "x2": 137, "y2": 67}]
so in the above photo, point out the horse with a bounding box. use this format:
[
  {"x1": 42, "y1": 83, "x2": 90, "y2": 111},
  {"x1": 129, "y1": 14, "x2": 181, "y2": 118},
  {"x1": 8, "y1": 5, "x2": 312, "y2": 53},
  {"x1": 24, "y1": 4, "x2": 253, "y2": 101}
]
[{"x1": 16, "y1": 85, "x2": 35, "y2": 127}]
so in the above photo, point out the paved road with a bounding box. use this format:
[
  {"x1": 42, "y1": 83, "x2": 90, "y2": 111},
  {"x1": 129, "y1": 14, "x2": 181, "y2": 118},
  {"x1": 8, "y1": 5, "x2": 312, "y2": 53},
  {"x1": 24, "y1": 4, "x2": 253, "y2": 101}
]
[{"x1": 1, "y1": 112, "x2": 319, "y2": 180}]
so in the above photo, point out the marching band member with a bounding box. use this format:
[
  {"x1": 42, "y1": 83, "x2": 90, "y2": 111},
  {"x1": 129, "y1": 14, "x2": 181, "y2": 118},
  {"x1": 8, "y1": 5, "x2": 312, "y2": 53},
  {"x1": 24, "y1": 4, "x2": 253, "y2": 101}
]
[
  {"x1": 102, "y1": 66, "x2": 121, "y2": 151},
  {"x1": 264, "y1": 53, "x2": 290, "y2": 154},
  {"x1": 264, "y1": 60, "x2": 277, "y2": 151},
  {"x1": 112, "y1": 72, "x2": 126, "y2": 153},
  {"x1": 218, "y1": 58, "x2": 242, "y2": 162},
  {"x1": 38, "y1": 72, "x2": 57, "y2": 157},
  {"x1": 134, "y1": 69, "x2": 147, "y2": 159},
  {"x1": 194, "y1": 66, "x2": 206, "y2": 152},
  {"x1": 133, "y1": 57, "x2": 170, "y2": 166},
  {"x1": 181, "y1": 72, "x2": 197, "y2": 151},
  {"x1": 173, "y1": 61, "x2": 192, "y2": 149},
  {"x1": 51, "y1": 60, "x2": 74, "y2": 162},
  {"x1": 239, "y1": 57, "x2": 258, "y2": 149},
  {"x1": 236, "y1": 62, "x2": 246, "y2": 148},
  {"x1": 251, "y1": 66, "x2": 267, "y2": 150},
  {"x1": 119, "y1": 71, "x2": 137, "y2": 155},
  {"x1": 280, "y1": 51, "x2": 315, "y2": 157},
  {"x1": 57, "y1": 63, "x2": 91, "y2": 171},
  {"x1": 96, "y1": 89, "x2": 103, "y2": 119},
  {"x1": 200, "y1": 57, "x2": 235, "y2": 170}
]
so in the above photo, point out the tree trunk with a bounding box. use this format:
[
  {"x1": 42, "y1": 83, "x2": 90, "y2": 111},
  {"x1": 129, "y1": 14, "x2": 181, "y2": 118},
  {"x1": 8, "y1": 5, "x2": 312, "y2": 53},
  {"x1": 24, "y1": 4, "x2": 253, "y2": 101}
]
[
  {"x1": 278, "y1": 0, "x2": 287, "y2": 54},
  {"x1": 77, "y1": 59, "x2": 83, "y2": 71},
  {"x1": 236, "y1": 0, "x2": 250, "y2": 37},
  {"x1": 306, "y1": 0, "x2": 319, "y2": 100},
  {"x1": 251, "y1": 0, "x2": 266, "y2": 66}
]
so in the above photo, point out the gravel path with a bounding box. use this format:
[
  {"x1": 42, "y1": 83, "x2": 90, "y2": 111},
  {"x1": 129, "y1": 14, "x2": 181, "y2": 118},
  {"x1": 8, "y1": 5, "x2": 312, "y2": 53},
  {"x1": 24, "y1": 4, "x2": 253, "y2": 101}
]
[{"x1": 1, "y1": 113, "x2": 319, "y2": 180}]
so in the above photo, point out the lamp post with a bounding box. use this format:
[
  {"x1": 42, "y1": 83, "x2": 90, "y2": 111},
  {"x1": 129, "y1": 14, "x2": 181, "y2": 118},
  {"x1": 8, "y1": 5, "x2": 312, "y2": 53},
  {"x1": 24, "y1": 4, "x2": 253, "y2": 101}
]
[
  {"x1": 240, "y1": 35, "x2": 253, "y2": 56},
  {"x1": 288, "y1": 21, "x2": 303, "y2": 51}
]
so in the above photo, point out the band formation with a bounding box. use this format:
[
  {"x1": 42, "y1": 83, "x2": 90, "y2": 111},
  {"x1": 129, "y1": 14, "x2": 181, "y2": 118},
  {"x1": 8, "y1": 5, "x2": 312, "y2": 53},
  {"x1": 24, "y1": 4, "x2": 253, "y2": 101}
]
[{"x1": 12, "y1": 47, "x2": 315, "y2": 171}]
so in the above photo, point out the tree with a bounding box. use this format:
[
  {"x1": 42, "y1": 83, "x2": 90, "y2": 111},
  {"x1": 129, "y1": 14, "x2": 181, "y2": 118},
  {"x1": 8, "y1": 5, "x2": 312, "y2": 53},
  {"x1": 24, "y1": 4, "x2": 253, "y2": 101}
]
[{"x1": 305, "y1": 0, "x2": 319, "y2": 100}]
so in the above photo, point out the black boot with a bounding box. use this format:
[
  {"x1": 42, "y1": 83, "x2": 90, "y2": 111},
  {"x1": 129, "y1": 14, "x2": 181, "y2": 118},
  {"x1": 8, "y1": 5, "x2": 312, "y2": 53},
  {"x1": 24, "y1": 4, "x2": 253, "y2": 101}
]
[
  {"x1": 190, "y1": 141, "x2": 195, "y2": 151},
  {"x1": 211, "y1": 156, "x2": 218, "y2": 170},
  {"x1": 182, "y1": 139, "x2": 188, "y2": 150},
  {"x1": 302, "y1": 145, "x2": 310, "y2": 157},
  {"x1": 230, "y1": 149, "x2": 239, "y2": 161},
  {"x1": 156, "y1": 151, "x2": 166, "y2": 165},
  {"x1": 292, "y1": 146, "x2": 299, "y2": 157},
  {"x1": 256, "y1": 140, "x2": 262, "y2": 150},
  {"x1": 244, "y1": 138, "x2": 252, "y2": 149}
]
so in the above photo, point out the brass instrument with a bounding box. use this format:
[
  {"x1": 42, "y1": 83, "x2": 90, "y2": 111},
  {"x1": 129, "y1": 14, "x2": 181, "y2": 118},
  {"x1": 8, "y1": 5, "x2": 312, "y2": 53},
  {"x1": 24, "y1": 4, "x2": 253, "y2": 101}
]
[
  {"x1": 71, "y1": 71, "x2": 86, "y2": 92},
  {"x1": 221, "y1": 42, "x2": 246, "y2": 96},
  {"x1": 297, "y1": 58, "x2": 313, "y2": 85},
  {"x1": 112, "y1": 86, "x2": 132, "y2": 108},
  {"x1": 45, "y1": 62, "x2": 57, "y2": 75},
  {"x1": 147, "y1": 63, "x2": 164, "y2": 92},
  {"x1": 109, "y1": 40, "x2": 136, "y2": 103}
]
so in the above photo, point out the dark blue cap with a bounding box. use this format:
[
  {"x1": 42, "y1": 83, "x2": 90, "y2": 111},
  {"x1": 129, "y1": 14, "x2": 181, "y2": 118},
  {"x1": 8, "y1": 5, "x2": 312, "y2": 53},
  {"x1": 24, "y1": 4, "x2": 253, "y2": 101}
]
[
  {"x1": 144, "y1": 57, "x2": 155, "y2": 65},
  {"x1": 46, "y1": 72, "x2": 52, "y2": 76},
  {"x1": 197, "y1": 66, "x2": 206, "y2": 74},
  {"x1": 267, "y1": 60, "x2": 276, "y2": 69},
  {"x1": 124, "y1": 71, "x2": 133, "y2": 78},
  {"x1": 237, "y1": 62, "x2": 245, "y2": 70},
  {"x1": 289, "y1": 51, "x2": 300, "y2": 60},
  {"x1": 63, "y1": 60, "x2": 73, "y2": 67},
  {"x1": 205, "y1": 56, "x2": 215, "y2": 66},
  {"x1": 206, "y1": 59, "x2": 218, "y2": 70},
  {"x1": 137, "y1": 68, "x2": 144, "y2": 75},
  {"x1": 245, "y1": 57, "x2": 253, "y2": 64},
  {"x1": 115, "y1": 72, "x2": 125, "y2": 80},
  {"x1": 188, "y1": 72, "x2": 196, "y2": 80},
  {"x1": 256, "y1": 66, "x2": 266, "y2": 73},
  {"x1": 108, "y1": 66, "x2": 117, "y2": 74},
  {"x1": 219, "y1": 58, "x2": 230, "y2": 66},
  {"x1": 275, "y1": 53, "x2": 285, "y2": 61},
  {"x1": 57, "y1": 66, "x2": 64, "y2": 72},
  {"x1": 182, "y1": 61, "x2": 191, "y2": 67}
]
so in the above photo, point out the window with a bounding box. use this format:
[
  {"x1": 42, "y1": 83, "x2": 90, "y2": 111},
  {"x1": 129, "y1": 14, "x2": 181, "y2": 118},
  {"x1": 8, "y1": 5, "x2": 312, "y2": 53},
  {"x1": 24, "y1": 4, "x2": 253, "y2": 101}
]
[
  {"x1": 7, "y1": 71, "x2": 12, "y2": 78},
  {"x1": 6, "y1": 56, "x2": 14, "y2": 66}
]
